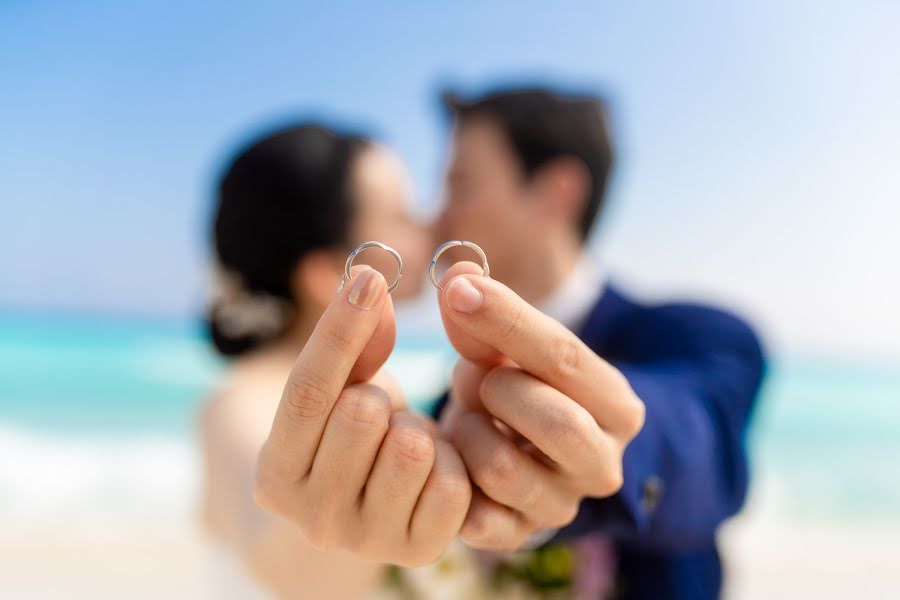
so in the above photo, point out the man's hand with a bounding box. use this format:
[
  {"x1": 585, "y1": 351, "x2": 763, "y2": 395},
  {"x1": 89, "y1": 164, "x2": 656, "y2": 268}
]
[
  {"x1": 255, "y1": 266, "x2": 472, "y2": 567},
  {"x1": 437, "y1": 261, "x2": 645, "y2": 551}
]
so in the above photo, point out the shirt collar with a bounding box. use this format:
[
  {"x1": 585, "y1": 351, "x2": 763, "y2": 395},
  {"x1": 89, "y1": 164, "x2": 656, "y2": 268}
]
[{"x1": 535, "y1": 254, "x2": 606, "y2": 333}]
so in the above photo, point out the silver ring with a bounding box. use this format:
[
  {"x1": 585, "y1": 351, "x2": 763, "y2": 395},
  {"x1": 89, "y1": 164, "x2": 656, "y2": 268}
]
[
  {"x1": 429, "y1": 240, "x2": 490, "y2": 291},
  {"x1": 340, "y1": 241, "x2": 403, "y2": 294}
]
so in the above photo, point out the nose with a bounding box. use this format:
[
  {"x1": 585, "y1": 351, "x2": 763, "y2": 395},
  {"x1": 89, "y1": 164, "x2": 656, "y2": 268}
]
[{"x1": 432, "y1": 207, "x2": 451, "y2": 244}]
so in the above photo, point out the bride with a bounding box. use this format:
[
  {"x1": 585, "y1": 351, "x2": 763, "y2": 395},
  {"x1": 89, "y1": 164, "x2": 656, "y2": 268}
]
[{"x1": 199, "y1": 122, "x2": 433, "y2": 598}]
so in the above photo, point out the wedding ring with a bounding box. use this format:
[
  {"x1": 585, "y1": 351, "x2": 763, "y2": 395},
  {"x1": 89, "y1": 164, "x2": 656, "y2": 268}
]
[
  {"x1": 429, "y1": 240, "x2": 490, "y2": 291},
  {"x1": 340, "y1": 241, "x2": 403, "y2": 294}
]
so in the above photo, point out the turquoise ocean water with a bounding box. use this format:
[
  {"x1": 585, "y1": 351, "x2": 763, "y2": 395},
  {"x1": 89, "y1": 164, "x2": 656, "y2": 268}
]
[{"x1": 2, "y1": 312, "x2": 899, "y2": 524}]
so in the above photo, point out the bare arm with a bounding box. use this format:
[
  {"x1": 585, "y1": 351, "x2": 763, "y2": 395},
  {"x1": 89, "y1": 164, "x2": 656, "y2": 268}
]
[{"x1": 200, "y1": 387, "x2": 384, "y2": 599}]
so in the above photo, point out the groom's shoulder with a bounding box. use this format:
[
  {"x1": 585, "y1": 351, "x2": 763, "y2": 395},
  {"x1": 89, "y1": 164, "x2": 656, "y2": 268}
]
[{"x1": 600, "y1": 283, "x2": 764, "y2": 360}]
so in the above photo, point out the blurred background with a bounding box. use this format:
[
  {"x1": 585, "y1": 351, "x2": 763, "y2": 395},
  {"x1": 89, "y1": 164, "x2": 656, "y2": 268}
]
[{"x1": 1, "y1": 1, "x2": 899, "y2": 598}]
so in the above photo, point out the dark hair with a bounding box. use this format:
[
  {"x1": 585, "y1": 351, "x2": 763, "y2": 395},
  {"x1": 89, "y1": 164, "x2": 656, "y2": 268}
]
[
  {"x1": 443, "y1": 87, "x2": 614, "y2": 241},
  {"x1": 208, "y1": 123, "x2": 369, "y2": 356}
]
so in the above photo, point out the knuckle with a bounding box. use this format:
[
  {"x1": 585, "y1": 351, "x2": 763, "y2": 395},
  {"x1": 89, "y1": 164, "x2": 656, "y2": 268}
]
[
  {"x1": 338, "y1": 523, "x2": 359, "y2": 551},
  {"x1": 543, "y1": 407, "x2": 594, "y2": 456},
  {"x1": 386, "y1": 423, "x2": 436, "y2": 471},
  {"x1": 517, "y1": 479, "x2": 543, "y2": 513},
  {"x1": 299, "y1": 504, "x2": 334, "y2": 549},
  {"x1": 500, "y1": 533, "x2": 528, "y2": 552},
  {"x1": 252, "y1": 451, "x2": 296, "y2": 515},
  {"x1": 303, "y1": 519, "x2": 332, "y2": 550},
  {"x1": 474, "y1": 446, "x2": 519, "y2": 492},
  {"x1": 478, "y1": 366, "x2": 508, "y2": 402},
  {"x1": 546, "y1": 502, "x2": 579, "y2": 528},
  {"x1": 547, "y1": 335, "x2": 583, "y2": 381},
  {"x1": 285, "y1": 366, "x2": 332, "y2": 423},
  {"x1": 461, "y1": 508, "x2": 524, "y2": 549},
  {"x1": 499, "y1": 302, "x2": 529, "y2": 341},
  {"x1": 322, "y1": 320, "x2": 356, "y2": 354},
  {"x1": 608, "y1": 468, "x2": 625, "y2": 494},
  {"x1": 417, "y1": 547, "x2": 447, "y2": 567},
  {"x1": 252, "y1": 469, "x2": 282, "y2": 513},
  {"x1": 396, "y1": 545, "x2": 443, "y2": 568},
  {"x1": 446, "y1": 412, "x2": 482, "y2": 449},
  {"x1": 460, "y1": 510, "x2": 491, "y2": 543},
  {"x1": 432, "y1": 471, "x2": 473, "y2": 508},
  {"x1": 465, "y1": 530, "x2": 524, "y2": 552},
  {"x1": 353, "y1": 529, "x2": 380, "y2": 558},
  {"x1": 334, "y1": 387, "x2": 391, "y2": 433},
  {"x1": 342, "y1": 533, "x2": 363, "y2": 555},
  {"x1": 590, "y1": 467, "x2": 624, "y2": 497},
  {"x1": 392, "y1": 554, "x2": 420, "y2": 568},
  {"x1": 340, "y1": 521, "x2": 369, "y2": 554},
  {"x1": 624, "y1": 395, "x2": 646, "y2": 438},
  {"x1": 422, "y1": 537, "x2": 457, "y2": 565},
  {"x1": 609, "y1": 372, "x2": 645, "y2": 438}
]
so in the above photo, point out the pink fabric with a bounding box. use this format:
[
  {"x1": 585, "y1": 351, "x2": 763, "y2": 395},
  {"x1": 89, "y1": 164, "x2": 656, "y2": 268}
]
[
  {"x1": 573, "y1": 534, "x2": 617, "y2": 598},
  {"x1": 474, "y1": 534, "x2": 617, "y2": 598}
]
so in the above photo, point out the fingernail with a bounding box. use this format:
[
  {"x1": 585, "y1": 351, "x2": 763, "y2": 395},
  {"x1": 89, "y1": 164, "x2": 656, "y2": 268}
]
[
  {"x1": 447, "y1": 277, "x2": 483, "y2": 313},
  {"x1": 348, "y1": 268, "x2": 384, "y2": 310}
]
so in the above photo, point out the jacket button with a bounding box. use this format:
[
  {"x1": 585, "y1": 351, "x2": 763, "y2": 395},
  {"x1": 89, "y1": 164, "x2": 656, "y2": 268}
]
[{"x1": 640, "y1": 476, "x2": 664, "y2": 514}]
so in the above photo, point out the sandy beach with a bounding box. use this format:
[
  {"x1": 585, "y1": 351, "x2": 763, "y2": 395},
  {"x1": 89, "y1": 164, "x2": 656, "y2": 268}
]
[{"x1": 3, "y1": 479, "x2": 898, "y2": 599}]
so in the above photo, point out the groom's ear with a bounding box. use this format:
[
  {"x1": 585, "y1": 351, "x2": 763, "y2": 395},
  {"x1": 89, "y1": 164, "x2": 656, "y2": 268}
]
[{"x1": 531, "y1": 156, "x2": 589, "y2": 235}]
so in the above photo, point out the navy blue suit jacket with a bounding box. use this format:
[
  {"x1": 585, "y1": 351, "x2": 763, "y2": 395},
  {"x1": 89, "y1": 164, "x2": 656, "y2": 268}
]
[{"x1": 433, "y1": 282, "x2": 765, "y2": 599}]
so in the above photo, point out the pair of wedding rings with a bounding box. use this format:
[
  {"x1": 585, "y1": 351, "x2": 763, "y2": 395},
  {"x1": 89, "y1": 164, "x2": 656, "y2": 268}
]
[{"x1": 340, "y1": 240, "x2": 489, "y2": 294}]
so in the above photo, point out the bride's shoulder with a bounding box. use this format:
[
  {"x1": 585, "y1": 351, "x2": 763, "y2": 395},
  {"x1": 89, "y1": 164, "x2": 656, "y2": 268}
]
[{"x1": 200, "y1": 357, "x2": 292, "y2": 451}]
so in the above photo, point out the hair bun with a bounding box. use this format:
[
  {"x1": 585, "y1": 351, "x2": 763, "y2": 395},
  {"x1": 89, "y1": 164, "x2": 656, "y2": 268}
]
[{"x1": 206, "y1": 264, "x2": 292, "y2": 356}]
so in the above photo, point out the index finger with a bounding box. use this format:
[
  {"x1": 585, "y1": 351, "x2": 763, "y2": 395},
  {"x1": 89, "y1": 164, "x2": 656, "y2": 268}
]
[
  {"x1": 439, "y1": 269, "x2": 639, "y2": 431},
  {"x1": 263, "y1": 266, "x2": 395, "y2": 478}
]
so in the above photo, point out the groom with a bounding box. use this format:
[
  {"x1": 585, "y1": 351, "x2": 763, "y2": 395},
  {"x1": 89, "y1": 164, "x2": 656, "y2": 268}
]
[
  {"x1": 431, "y1": 87, "x2": 765, "y2": 598},
  {"x1": 253, "y1": 88, "x2": 764, "y2": 600}
]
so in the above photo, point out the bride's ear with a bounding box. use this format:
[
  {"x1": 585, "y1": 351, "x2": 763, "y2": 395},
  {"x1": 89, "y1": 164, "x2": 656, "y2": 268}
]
[{"x1": 291, "y1": 250, "x2": 345, "y2": 310}]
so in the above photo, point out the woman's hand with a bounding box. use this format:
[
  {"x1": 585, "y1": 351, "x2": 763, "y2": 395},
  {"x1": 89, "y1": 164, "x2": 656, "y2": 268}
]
[
  {"x1": 255, "y1": 266, "x2": 472, "y2": 567},
  {"x1": 436, "y1": 261, "x2": 645, "y2": 551}
]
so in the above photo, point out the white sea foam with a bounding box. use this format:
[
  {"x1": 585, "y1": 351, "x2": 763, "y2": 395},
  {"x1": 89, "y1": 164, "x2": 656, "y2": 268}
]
[{"x1": 0, "y1": 424, "x2": 198, "y2": 537}]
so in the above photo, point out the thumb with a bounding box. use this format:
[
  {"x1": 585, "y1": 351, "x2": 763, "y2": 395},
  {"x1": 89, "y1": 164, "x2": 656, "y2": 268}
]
[{"x1": 436, "y1": 261, "x2": 504, "y2": 367}]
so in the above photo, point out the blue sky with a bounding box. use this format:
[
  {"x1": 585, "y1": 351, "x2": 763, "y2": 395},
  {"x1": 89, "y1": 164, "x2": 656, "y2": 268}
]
[{"x1": 1, "y1": 1, "x2": 898, "y2": 360}]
